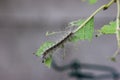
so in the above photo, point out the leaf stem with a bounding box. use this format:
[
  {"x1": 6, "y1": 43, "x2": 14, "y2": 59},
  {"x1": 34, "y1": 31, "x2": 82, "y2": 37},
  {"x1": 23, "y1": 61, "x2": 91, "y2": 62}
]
[
  {"x1": 116, "y1": 0, "x2": 120, "y2": 47},
  {"x1": 112, "y1": 0, "x2": 120, "y2": 58},
  {"x1": 73, "y1": 0, "x2": 116, "y2": 33}
]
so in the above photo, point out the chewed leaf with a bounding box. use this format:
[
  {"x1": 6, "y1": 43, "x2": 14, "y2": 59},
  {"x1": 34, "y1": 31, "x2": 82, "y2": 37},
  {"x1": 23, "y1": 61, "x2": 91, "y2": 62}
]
[
  {"x1": 88, "y1": 0, "x2": 97, "y2": 4},
  {"x1": 44, "y1": 57, "x2": 52, "y2": 68},
  {"x1": 35, "y1": 42, "x2": 55, "y2": 57},
  {"x1": 98, "y1": 21, "x2": 116, "y2": 34},
  {"x1": 70, "y1": 17, "x2": 94, "y2": 42}
]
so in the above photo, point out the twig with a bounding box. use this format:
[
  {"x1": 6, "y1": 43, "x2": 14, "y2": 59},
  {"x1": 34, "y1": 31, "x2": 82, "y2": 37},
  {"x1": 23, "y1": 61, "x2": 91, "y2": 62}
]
[
  {"x1": 73, "y1": 0, "x2": 116, "y2": 33},
  {"x1": 112, "y1": 0, "x2": 120, "y2": 59},
  {"x1": 116, "y1": 0, "x2": 120, "y2": 47}
]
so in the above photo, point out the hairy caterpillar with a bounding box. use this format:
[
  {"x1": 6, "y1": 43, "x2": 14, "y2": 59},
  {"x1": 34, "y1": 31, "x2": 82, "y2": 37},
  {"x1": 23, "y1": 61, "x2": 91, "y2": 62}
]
[{"x1": 41, "y1": 32, "x2": 73, "y2": 63}]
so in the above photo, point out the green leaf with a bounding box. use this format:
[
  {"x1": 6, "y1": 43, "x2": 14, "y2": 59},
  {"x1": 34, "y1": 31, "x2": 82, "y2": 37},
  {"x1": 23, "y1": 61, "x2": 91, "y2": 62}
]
[
  {"x1": 70, "y1": 17, "x2": 94, "y2": 42},
  {"x1": 88, "y1": 0, "x2": 97, "y2": 4},
  {"x1": 81, "y1": 0, "x2": 97, "y2": 4},
  {"x1": 99, "y1": 21, "x2": 116, "y2": 34},
  {"x1": 35, "y1": 42, "x2": 55, "y2": 57},
  {"x1": 44, "y1": 57, "x2": 52, "y2": 68},
  {"x1": 68, "y1": 19, "x2": 84, "y2": 42}
]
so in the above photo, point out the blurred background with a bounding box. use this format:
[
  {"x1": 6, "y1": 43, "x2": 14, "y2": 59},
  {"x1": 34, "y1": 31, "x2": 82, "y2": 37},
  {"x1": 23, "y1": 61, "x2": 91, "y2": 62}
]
[{"x1": 0, "y1": 0, "x2": 120, "y2": 80}]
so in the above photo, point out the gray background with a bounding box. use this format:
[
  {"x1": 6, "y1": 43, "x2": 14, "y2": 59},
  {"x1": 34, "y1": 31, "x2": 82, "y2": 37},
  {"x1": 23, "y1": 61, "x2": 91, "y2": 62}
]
[{"x1": 0, "y1": 0, "x2": 120, "y2": 80}]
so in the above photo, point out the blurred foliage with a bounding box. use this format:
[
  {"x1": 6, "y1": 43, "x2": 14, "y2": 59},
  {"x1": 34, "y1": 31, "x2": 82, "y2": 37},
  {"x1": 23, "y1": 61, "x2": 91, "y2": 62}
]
[
  {"x1": 44, "y1": 57, "x2": 52, "y2": 68},
  {"x1": 88, "y1": 0, "x2": 98, "y2": 4},
  {"x1": 82, "y1": 0, "x2": 98, "y2": 4},
  {"x1": 98, "y1": 21, "x2": 116, "y2": 35}
]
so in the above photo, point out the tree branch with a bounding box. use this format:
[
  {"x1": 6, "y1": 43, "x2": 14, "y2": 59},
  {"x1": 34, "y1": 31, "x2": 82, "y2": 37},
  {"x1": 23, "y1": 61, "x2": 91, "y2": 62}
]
[{"x1": 73, "y1": 0, "x2": 116, "y2": 33}]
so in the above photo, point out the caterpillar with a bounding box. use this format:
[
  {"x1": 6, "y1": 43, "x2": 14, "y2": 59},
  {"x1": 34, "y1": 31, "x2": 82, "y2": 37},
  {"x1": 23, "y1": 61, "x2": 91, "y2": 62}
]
[{"x1": 41, "y1": 31, "x2": 73, "y2": 63}]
